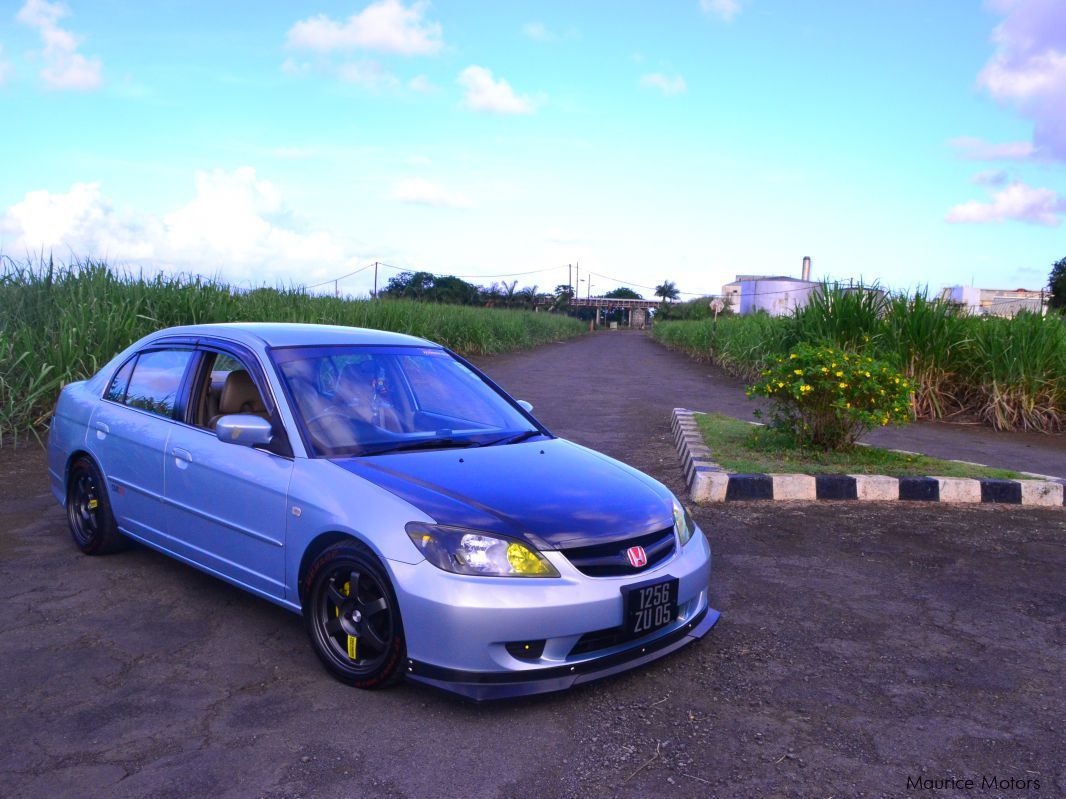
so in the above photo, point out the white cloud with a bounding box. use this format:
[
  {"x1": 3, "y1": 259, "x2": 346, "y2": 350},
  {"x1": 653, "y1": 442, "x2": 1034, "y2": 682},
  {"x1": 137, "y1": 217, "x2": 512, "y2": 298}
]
[
  {"x1": 16, "y1": 0, "x2": 102, "y2": 90},
  {"x1": 0, "y1": 168, "x2": 352, "y2": 284},
  {"x1": 522, "y1": 22, "x2": 577, "y2": 43},
  {"x1": 946, "y1": 180, "x2": 1064, "y2": 227},
  {"x1": 281, "y1": 57, "x2": 311, "y2": 77},
  {"x1": 407, "y1": 73, "x2": 435, "y2": 93},
  {"x1": 286, "y1": 0, "x2": 442, "y2": 56},
  {"x1": 336, "y1": 60, "x2": 400, "y2": 90},
  {"x1": 407, "y1": 154, "x2": 432, "y2": 166},
  {"x1": 0, "y1": 45, "x2": 11, "y2": 84},
  {"x1": 700, "y1": 0, "x2": 742, "y2": 22},
  {"x1": 948, "y1": 136, "x2": 1034, "y2": 160},
  {"x1": 639, "y1": 72, "x2": 687, "y2": 95},
  {"x1": 971, "y1": 169, "x2": 1009, "y2": 186},
  {"x1": 391, "y1": 178, "x2": 471, "y2": 208},
  {"x1": 458, "y1": 65, "x2": 537, "y2": 114},
  {"x1": 975, "y1": 0, "x2": 1066, "y2": 160}
]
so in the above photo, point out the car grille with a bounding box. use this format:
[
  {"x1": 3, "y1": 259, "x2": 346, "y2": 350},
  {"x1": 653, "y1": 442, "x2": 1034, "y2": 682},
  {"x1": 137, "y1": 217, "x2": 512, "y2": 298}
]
[{"x1": 560, "y1": 527, "x2": 675, "y2": 577}]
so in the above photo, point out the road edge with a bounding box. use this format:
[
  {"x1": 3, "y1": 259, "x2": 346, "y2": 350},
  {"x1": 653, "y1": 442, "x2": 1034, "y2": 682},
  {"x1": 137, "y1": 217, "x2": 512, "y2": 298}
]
[{"x1": 672, "y1": 408, "x2": 1065, "y2": 506}]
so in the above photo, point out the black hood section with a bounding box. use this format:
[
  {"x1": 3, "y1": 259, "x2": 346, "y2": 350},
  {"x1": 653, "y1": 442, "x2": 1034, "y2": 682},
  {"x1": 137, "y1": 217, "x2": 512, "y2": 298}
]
[{"x1": 331, "y1": 438, "x2": 673, "y2": 550}]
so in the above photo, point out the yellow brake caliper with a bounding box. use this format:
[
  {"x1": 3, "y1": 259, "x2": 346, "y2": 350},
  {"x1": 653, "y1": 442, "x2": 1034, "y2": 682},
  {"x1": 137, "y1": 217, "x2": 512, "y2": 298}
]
[{"x1": 335, "y1": 581, "x2": 357, "y2": 660}]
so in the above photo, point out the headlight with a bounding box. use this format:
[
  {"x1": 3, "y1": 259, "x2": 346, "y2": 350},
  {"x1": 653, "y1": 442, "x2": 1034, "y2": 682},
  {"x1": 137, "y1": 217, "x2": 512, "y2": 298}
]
[
  {"x1": 673, "y1": 499, "x2": 696, "y2": 546},
  {"x1": 405, "y1": 523, "x2": 559, "y2": 577}
]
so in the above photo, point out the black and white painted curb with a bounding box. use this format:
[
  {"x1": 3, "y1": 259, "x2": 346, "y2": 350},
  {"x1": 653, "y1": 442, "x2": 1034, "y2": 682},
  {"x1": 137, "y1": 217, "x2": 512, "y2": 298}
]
[{"x1": 672, "y1": 408, "x2": 1065, "y2": 506}]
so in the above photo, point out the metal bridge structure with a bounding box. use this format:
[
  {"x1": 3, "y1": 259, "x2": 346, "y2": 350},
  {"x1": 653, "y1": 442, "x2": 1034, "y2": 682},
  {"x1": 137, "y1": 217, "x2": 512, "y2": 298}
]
[{"x1": 567, "y1": 296, "x2": 671, "y2": 329}]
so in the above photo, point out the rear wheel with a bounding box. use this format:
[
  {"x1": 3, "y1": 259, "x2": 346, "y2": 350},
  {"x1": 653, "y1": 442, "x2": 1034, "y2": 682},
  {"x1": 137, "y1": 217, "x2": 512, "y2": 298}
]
[
  {"x1": 303, "y1": 542, "x2": 406, "y2": 689},
  {"x1": 66, "y1": 457, "x2": 127, "y2": 555}
]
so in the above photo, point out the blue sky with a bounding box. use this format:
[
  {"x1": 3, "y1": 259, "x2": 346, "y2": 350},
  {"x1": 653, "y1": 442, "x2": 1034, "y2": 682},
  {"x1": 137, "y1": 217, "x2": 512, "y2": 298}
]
[{"x1": 1, "y1": 0, "x2": 1063, "y2": 298}]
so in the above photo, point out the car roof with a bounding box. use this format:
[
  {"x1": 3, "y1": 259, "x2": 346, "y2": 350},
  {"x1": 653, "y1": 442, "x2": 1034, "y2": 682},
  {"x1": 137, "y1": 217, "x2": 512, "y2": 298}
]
[{"x1": 147, "y1": 323, "x2": 436, "y2": 349}]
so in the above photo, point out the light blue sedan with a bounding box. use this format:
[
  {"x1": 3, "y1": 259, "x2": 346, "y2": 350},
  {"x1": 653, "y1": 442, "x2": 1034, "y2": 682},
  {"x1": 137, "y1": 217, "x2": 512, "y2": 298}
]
[{"x1": 48, "y1": 323, "x2": 718, "y2": 699}]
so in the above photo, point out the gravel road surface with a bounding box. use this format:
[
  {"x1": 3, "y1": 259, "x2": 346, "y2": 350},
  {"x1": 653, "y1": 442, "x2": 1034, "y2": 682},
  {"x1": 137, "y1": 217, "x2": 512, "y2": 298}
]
[{"x1": 1, "y1": 331, "x2": 1062, "y2": 799}]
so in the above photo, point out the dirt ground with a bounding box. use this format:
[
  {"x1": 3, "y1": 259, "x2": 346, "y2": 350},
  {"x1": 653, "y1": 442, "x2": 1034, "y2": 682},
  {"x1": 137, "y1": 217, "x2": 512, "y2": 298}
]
[{"x1": 1, "y1": 331, "x2": 1063, "y2": 799}]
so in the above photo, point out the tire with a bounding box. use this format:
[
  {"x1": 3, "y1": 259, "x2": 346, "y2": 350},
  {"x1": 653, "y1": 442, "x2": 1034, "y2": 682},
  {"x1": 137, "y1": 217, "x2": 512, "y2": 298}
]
[
  {"x1": 66, "y1": 457, "x2": 127, "y2": 555},
  {"x1": 303, "y1": 541, "x2": 406, "y2": 689}
]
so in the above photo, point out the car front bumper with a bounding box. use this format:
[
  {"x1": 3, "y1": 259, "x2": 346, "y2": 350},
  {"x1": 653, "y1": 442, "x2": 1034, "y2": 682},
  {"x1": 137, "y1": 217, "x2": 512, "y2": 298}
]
[{"x1": 388, "y1": 526, "x2": 717, "y2": 701}]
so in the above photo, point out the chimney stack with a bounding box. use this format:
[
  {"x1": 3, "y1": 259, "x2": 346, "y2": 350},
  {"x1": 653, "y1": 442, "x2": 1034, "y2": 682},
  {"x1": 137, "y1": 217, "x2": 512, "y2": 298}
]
[{"x1": 801, "y1": 256, "x2": 811, "y2": 282}]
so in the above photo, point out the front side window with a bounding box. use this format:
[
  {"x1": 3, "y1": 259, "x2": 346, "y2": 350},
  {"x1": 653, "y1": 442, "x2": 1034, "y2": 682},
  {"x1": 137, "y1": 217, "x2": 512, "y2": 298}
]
[
  {"x1": 190, "y1": 351, "x2": 271, "y2": 429},
  {"x1": 123, "y1": 349, "x2": 194, "y2": 418},
  {"x1": 272, "y1": 345, "x2": 537, "y2": 457}
]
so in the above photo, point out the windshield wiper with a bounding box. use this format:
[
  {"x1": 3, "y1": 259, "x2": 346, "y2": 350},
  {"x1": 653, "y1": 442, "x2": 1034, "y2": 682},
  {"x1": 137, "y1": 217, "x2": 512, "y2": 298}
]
[
  {"x1": 484, "y1": 430, "x2": 542, "y2": 447},
  {"x1": 361, "y1": 438, "x2": 484, "y2": 456}
]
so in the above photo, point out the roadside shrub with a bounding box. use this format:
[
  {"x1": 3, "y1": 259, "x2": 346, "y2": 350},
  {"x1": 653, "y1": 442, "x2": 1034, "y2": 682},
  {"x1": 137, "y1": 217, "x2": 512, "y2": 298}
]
[{"x1": 748, "y1": 343, "x2": 912, "y2": 450}]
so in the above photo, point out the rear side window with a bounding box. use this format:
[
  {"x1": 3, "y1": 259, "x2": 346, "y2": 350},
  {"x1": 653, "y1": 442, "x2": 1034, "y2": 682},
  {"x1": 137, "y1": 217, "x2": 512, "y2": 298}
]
[
  {"x1": 105, "y1": 357, "x2": 136, "y2": 403},
  {"x1": 123, "y1": 349, "x2": 194, "y2": 418}
]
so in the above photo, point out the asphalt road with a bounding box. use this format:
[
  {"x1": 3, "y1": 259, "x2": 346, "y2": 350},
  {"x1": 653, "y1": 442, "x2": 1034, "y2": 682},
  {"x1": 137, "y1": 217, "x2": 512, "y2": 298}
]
[{"x1": 1, "y1": 331, "x2": 1063, "y2": 799}]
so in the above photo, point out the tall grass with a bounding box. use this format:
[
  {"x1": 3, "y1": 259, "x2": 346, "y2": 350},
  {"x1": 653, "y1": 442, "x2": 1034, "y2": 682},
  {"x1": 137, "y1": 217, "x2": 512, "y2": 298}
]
[
  {"x1": 653, "y1": 284, "x2": 1065, "y2": 433},
  {"x1": 0, "y1": 259, "x2": 586, "y2": 439}
]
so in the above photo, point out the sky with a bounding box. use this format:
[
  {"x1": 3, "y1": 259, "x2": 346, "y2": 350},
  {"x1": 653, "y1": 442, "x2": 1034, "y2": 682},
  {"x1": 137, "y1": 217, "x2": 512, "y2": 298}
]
[{"x1": 0, "y1": 0, "x2": 1063, "y2": 299}]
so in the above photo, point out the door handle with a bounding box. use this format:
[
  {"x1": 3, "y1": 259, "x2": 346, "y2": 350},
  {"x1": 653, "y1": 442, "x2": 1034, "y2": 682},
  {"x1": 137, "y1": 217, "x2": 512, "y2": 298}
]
[
  {"x1": 94, "y1": 421, "x2": 109, "y2": 439},
  {"x1": 171, "y1": 447, "x2": 193, "y2": 464}
]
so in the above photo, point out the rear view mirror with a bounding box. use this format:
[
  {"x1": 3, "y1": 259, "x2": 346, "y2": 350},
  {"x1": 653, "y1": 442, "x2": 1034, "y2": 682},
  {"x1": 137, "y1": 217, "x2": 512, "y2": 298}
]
[
  {"x1": 517, "y1": 400, "x2": 533, "y2": 413},
  {"x1": 216, "y1": 414, "x2": 274, "y2": 447}
]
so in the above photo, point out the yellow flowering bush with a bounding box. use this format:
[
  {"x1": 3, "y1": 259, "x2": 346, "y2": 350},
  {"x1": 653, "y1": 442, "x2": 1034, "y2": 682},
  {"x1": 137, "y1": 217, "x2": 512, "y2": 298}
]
[{"x1": 747, "y1": 343, "x2": 912, "y2": 450}]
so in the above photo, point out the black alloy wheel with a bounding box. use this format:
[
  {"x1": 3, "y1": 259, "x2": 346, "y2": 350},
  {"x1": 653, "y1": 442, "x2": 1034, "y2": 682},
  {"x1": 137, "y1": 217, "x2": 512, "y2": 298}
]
[
  {"x1": 304, "y1": 542, "x2": 406, "y2": 689},
  {"x1": 66, "y1": 457, "x2": 126, "y2": 555}
]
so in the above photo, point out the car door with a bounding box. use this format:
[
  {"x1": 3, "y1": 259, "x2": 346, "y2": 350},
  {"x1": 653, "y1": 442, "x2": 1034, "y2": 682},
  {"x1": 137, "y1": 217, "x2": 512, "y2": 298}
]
[
  {"x1": 89, "y1": 346, "x2": 196, "y2": 545},
  {"x1": 162, "y1": 345, "x2": 293, "y2": 600}
]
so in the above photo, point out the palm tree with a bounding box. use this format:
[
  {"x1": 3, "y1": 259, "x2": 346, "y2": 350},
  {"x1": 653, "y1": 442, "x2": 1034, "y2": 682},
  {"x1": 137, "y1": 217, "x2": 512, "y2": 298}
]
[
  {"x1": 654, "y1": 280, "x2": 680, "y2": 307},
  {"x1": 520, "y1": 284, "x2": 539, "y2": 309},
  {"x1": 502, "y1": 280, "x2": 519, "y2": 308}
]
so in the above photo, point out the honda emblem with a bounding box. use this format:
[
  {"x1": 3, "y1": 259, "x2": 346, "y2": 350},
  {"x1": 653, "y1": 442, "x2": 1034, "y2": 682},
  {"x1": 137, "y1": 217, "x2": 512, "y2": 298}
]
[{"x1": 625, "y1": 545, "x2": 648, "y2": 568}]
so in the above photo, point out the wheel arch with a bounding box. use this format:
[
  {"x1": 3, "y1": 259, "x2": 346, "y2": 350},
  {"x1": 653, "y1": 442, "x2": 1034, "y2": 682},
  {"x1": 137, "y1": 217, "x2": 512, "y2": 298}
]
[
  {"x1": 64, "y1": 449, "x2": 97, "y2": 485},
  {"x1": 298, "y1": 531, "x2": 368, "y2": 606}
]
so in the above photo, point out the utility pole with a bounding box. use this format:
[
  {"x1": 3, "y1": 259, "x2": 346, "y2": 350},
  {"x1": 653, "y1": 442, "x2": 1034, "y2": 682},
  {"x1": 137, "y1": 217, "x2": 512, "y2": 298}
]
[
  {"x1": 335, "y1": 279, "x2": 340, "y2": 298},
  {"x1": 373, "y1": 261, "x2": 379, "y2": 298},
  {"x1": 575, "y1": 263, "x2": 580, "y2": 300},
  {"x1": 568, "y1": 263, "x2": 572, "y2": 296}
]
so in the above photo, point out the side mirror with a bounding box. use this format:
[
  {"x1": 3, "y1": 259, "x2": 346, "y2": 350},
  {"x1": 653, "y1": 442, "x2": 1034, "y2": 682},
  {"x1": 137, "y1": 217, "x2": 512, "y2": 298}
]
[
  {"x1": 517, "y1": 400, "x2": 534, "y2": 413},
  {"x1": 216, "y1": 414, "x2": 274, "y2": 448}
]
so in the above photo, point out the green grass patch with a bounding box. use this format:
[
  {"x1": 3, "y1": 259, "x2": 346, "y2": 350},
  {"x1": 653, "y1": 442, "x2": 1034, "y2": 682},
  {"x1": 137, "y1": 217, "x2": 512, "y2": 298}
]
[
  {"x1": 653, "y1": 284, "x2": 1065, "y2": 433},
  {"x1": 694, "y1": 412, "x2": 1021, "y2": 479},
  {"x1": 0, "y1": 259, "x2": 587, "y2": 438}
]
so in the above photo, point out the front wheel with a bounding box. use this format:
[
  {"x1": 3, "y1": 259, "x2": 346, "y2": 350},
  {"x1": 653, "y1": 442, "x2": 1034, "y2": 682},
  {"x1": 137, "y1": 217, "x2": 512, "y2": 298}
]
[
  {"x1": 303, "y1": 542, "x2": 406, "y2": 689},
  {"x1": 66, "y1": 457, "x2": 127, "y2": 555}
]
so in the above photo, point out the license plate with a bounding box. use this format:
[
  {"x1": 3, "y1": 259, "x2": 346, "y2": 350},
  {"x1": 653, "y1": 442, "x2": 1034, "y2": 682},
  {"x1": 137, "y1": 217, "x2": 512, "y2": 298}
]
[{"x1": 623, "y1": 577, "x2": 678, "y2": 638}]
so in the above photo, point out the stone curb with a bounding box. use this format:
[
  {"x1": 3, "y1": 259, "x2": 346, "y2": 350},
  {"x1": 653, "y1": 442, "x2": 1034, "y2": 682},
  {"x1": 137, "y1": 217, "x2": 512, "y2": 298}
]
[{"x1": 671, "y1": 408, "x2": 1065, "y2": 507}]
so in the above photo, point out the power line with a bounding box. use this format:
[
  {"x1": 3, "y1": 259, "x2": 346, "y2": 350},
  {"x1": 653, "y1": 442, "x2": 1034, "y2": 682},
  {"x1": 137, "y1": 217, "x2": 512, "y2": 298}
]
[
  {"x1": 376, "y1": 262, "x2": 563, "y2": 280},
  {"x1": 303, "y1": 262, "x2": 375, "y2": 290}
]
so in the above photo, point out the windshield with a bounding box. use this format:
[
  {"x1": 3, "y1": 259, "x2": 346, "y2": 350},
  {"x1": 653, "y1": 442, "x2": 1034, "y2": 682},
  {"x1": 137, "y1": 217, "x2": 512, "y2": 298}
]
[{"x1": 271, "y1": 345, "x2": 540, "y2": 457}]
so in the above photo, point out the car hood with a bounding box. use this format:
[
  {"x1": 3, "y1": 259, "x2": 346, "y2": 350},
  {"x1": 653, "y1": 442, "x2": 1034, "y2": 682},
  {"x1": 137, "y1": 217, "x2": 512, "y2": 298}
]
[{"x1": 330, "y1": 438, "x2": 674, "y2": 550}]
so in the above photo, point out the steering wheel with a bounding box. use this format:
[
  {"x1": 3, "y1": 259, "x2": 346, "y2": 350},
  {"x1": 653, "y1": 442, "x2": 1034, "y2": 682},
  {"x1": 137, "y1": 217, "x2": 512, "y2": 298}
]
[{"x1": 304, "y1": 407, "x2": 355, "y2": 427}]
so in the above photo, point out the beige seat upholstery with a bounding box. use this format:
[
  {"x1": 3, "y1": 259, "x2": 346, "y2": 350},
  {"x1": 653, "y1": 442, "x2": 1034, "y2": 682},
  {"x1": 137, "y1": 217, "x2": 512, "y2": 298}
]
[
  {"x1": 337, "y1": 362, "x2": 402, "y2": 432},
  {"x1": 209, "y1": 370, "x2": 270, "y2": 428}
]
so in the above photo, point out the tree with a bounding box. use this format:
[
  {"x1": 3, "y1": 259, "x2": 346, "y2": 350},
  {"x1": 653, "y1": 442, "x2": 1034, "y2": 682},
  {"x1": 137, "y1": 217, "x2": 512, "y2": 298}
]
[
  {"x1": 604, "y1": 287, "x2": 642, "y2": 300},
  {"x1": 381, "y1": 271, "x2": 480, "y2": 304},
  {"x1": 382, "y1": 271, "x2": 435, "y2": 301},
  {"x1": 552, "y1": 283, "x2": 574, "y2": 311},
  {"x1": 1050, "y1": 256, "x2": 1066, "y2": 311},
  {"x1": 501, "y1": 280, "x2": 519, "y2": 307},
  {"x1": 519, "y1": 284, "x2": 539, "y2": 309},
  {"x1": 654, "y1": 280, "x2": 680, "y2": 306}
]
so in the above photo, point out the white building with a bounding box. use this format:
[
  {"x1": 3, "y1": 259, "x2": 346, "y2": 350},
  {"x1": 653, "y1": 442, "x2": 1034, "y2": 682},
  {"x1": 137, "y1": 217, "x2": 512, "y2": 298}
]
[
  {"x1": 722, "y1": 274, "x2": 821, "y2": 316},
  {"x1": 939, "y1": 286, "x2": 1046, "y2": 317}
]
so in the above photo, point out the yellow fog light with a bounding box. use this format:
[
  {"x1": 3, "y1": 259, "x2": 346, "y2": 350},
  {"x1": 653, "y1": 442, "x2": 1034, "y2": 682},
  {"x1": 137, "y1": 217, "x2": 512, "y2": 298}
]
[{"x1": 506, "y1": 542, "x2": 553, "y2": 575}]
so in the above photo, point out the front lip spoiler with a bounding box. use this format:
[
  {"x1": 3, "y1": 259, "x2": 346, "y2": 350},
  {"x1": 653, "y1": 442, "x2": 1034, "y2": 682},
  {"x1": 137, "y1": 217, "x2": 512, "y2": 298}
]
[{"x1": 404, "y1": 605, "x2": 720, "y2": 702}]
